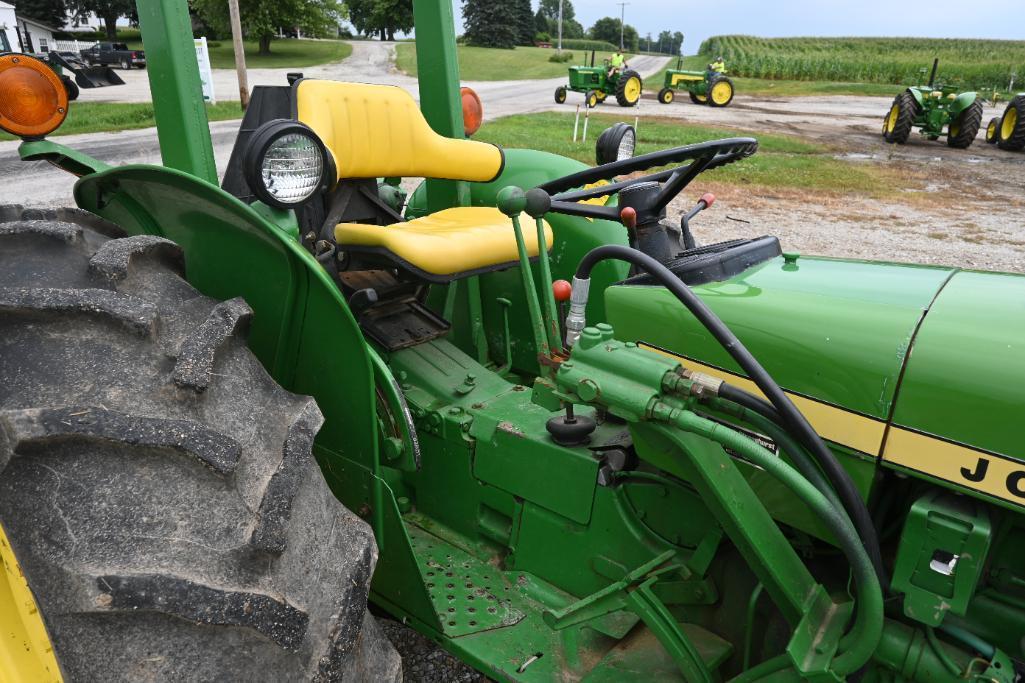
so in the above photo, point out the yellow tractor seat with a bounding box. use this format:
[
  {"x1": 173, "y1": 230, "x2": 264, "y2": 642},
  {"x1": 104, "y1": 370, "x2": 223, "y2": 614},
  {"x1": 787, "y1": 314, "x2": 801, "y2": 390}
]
[{"x1": 336, "y1": 207, "x2": 552, "y2": 282}]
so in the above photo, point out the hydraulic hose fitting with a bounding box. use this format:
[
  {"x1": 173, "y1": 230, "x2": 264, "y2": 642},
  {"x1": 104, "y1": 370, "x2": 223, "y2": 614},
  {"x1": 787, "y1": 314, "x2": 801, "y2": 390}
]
[
  {"x1": 682, "y1": 368, "x2": 724, "y2": 397},
  {"x1": 564, "y1": 276, "x2": 591, "y2": 347}
]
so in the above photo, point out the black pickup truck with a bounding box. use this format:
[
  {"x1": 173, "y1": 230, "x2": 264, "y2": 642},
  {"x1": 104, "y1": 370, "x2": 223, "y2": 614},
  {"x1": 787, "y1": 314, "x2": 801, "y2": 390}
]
[{"x1": 81, "y1": 42, "x2": 146, "y2": 69}]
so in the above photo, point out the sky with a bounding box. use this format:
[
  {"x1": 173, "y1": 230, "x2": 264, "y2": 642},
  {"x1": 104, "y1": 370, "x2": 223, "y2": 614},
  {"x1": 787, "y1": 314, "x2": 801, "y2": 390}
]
[{"x1": 452, "y1": 0, "x2": 1025, "y2": 53}]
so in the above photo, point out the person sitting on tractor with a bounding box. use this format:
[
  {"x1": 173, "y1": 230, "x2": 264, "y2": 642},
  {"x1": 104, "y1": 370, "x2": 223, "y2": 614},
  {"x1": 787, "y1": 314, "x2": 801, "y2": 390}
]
[
  {"x1": 608, "y1": 49, "x2": 628, "y2": 78},
  {"x1": 707, "y1": 56, "x2": 726, "y2": 77}
]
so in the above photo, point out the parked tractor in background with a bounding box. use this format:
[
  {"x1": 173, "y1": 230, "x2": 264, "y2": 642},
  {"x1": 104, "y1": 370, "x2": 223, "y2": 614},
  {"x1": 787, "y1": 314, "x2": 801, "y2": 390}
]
[
  {"x1": 3, "y1": 4, "x2": 1025, "y2": 682},
  {"x1": 882, "y1": 59, "x2": 984, "y2": 148},
  {"x1": 657, "y1": 56, "x2": 735, "y2": 106},
  {"x1": 555, "y1": 51, "x2": 642, "y2": 108},
  {"x1": 990, "y1": 94, "x2": 1025, "y2": 151}
]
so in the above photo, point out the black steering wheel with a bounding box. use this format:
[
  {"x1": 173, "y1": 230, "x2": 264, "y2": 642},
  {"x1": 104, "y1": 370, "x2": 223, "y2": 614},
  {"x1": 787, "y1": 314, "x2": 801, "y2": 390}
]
[{"x1": 536, "y1": 137, "x2": 757, "y2": 223}]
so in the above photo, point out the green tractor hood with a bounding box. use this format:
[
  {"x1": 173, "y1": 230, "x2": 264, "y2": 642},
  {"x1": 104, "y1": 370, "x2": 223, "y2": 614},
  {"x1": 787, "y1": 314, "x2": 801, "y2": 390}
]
[{"x1": 605, "y1": 255, "x2": 1025, "y2": 511}]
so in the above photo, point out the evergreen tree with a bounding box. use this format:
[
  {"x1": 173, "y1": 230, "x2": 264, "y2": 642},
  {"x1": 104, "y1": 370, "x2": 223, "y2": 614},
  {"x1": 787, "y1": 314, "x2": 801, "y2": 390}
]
[
  {"x1": 462, "y1": 0, "x2": 515, "y2": 49},
  {"x1": 534, "y1": 7, "x2": 547, "y2": 36},
  {"x1": 512, "y1": 0, "x2": 534, "y2": 45}
]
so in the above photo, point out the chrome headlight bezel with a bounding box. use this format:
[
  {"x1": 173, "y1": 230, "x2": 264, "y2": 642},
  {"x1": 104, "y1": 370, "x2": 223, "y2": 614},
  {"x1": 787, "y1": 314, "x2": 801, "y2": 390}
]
[
  {"x1": 242, "y1": 119, "x2": 334, "y2": 209},
  {"x1": 595, "y1": 122, "x2": 637, "y2": 165}
]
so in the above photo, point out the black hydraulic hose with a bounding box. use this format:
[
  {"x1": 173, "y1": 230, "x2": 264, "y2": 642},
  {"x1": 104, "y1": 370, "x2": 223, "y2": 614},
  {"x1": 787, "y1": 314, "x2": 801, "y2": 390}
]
[{"x1": 574, "y1": 244, "x2": 886, "y2": 587}]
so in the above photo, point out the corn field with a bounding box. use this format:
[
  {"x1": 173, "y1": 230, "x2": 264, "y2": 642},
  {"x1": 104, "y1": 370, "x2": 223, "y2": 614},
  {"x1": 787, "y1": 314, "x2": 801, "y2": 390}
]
[{"x1": 698, "y1": 36, "x2": 1024, "y2": 91}]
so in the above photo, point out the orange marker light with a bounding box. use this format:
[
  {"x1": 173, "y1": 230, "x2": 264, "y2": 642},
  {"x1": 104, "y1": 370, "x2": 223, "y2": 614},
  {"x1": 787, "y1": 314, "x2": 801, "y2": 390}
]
[
  {"x1": 0, "y1": 54, "x2": 68, "y2": 139},
  {"x1": 461, "y1": 86, "x2": 483, "y2": 137}
]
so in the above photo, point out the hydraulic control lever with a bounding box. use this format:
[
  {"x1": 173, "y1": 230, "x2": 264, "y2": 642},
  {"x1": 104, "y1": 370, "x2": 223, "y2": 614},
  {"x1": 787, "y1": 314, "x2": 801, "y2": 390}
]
[{"x1": 676, "y1": 192, "x2": 715, "y2": 252}]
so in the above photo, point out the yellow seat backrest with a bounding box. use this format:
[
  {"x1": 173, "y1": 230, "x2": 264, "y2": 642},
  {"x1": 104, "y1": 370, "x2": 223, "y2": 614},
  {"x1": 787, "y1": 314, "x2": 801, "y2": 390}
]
[{"x1": 295, "y1": 79, "x2": 504, "y2": 183}]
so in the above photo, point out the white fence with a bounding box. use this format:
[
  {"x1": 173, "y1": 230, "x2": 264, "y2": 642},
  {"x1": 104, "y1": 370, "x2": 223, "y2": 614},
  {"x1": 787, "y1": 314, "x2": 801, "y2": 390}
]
[{"x1": 50, "y1": 38, "x2": 98, "y2": 54}]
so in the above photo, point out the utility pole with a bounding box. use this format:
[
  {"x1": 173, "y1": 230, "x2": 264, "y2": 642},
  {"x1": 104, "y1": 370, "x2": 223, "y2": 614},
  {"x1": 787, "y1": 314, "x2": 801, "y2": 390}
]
[
  {"x1": 227, "y1": 0, "x2": 249, "y2": 108},
  {"x1": 616, "y1": 2, "x2": 629, "y2": 50},
  {"x1": 557, "y1": 0, "x2": 563, "y2": 53}
]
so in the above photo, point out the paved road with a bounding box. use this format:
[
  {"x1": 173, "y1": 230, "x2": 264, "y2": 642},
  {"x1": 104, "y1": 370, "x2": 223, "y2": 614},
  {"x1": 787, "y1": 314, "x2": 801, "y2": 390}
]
[{"x1": 3, "y1": 42, "x2": 669, "y2": 207}]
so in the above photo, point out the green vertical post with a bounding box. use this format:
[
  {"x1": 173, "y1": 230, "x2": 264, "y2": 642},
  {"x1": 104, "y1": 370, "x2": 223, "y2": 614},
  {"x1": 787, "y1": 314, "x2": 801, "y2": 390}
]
[
  {"x1": 412, "y1": 0, "x2": 470, "y2": 211},
  {"x1": 136, "y1": 0, "x2": 217, "y2": 184}
]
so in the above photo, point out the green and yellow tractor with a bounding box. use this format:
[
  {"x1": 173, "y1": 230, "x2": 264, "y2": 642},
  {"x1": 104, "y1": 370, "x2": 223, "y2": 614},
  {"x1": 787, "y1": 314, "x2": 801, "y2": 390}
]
[
  {"x1": 882, "y1": 59, "x2": 984, "y2": 148},
  {"x1": 555, "y1": 53, "x2": 642, "y2": 108},
  {"x1": 657, "y1": 57, "x2": 735, "y2": 106},
  {"x1": 987, "y1": 94, "x2": 1025, "y2": 150},
  {"x1": 3, "y1": 2, "x2": 1025, "y2": 681}
]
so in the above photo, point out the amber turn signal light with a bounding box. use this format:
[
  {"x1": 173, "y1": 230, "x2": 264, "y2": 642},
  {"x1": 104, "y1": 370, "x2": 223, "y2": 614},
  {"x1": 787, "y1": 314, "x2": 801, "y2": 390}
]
[
  {"x1": 0, "y1": 53, "x2": 68, "y2": 139},
  {"x1": 461, "y1": 86, "x2": 483, "y2": 137}
]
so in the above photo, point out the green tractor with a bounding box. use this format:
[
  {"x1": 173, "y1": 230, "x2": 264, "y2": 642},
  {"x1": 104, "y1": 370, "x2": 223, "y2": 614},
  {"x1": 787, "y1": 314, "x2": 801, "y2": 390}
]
[
  {"x1": 3, "y1": 2, "x2": 1025, "y2": 681},
  {"x1": 657, "y1": 57, "x2": 735, "y2": 107},
  {"x1": 987, "y1": 93, "x2": 1025, "y2": 151},
  {"x1": 555, "y1": 53, "x2": 642, "y2": 108},
  {"x1": 882, "y1": 59, "x2": 984, "y2": 148}
]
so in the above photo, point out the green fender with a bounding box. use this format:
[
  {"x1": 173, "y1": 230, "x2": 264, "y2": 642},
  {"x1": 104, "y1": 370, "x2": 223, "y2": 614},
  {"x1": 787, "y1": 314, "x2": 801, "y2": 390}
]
[
  {"x1": 949, "y1": 91, "x2": 978, "y2": 116},
  {"x1": 907, "y1": 87, "x2": 925, "y2": 108},
  {"x1": 71, "y1": 164, "x2": 381, "y2": 492}
]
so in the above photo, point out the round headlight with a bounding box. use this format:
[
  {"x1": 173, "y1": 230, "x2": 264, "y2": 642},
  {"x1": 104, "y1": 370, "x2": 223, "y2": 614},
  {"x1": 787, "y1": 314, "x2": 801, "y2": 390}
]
[
  {"x1": 595, "y1": 122, "x2": 636, "y2": 165},
  {"x1": 243, "y1": 120, "x2": 334, "y2": 208}
]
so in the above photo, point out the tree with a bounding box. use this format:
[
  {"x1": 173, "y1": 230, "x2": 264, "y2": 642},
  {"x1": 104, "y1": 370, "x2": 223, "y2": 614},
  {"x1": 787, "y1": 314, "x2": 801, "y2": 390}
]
[
  {"x1": 193, "y1": 0, "x2": 342, "y2": 54},
  {"x1": 538, "y1": 0, "x2": 573, "y2": 23},
  {"x1": 511, "y1": 0, "x2": 533, "y2": 45},
  {"x1": 68, "y1": 0, "x2": 133, "y2": 40},
  {"x1": 347, "y1": 0, "x2": 412, "y2": 40},
  {"x1": 533, "y1": 7, "x2": 547, "y2": 36},
  {"x1": 15, "y1": 0, "x2": 68, "y2": 31},
  {"x1": 462, "y1": 0, "x2": 515, "y2": 49},
  {"x1": 588, "y1": 16, "x2": 637, "y2": 51},
  {"x1": 672, "y1": 31, "x2": 684, "y2": 55}
]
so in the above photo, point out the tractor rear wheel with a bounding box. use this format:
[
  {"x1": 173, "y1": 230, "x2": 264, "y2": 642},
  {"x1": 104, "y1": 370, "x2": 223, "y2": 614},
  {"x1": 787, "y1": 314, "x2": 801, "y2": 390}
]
[
  {"x1": 657, "y1": 87, "x2": 674, "y2": 104},
  {"x1": 707, "y1": 76, "x2": 735, "y2": 107},
  {"x1": 997, "y1": 95, "x2": 1025, "y2": 151},
  {"x1": 60, "y1": 75, "x2": 79, "y2": 101},
  {"x1": 0, "y1": 207, "x2": 402, "y2": 682},
  {"x1": 882, "y1": 91, "x2": 916, "y2": 144},
  {"x1": 947, "y1": 99, "x2": 984, "y2": 149},
  {"x1": 615, "y1": 69, "x2": 642, "y2": 107},
  {"x1": 986, "y1": 117, "x2": 1000, "y2": 144},
  {"x1": 689, "y1": 90, "x2": 707, "y2": 105},
  {"x1": 554, "y1": 86, "x2": 567, "y2": 104}
]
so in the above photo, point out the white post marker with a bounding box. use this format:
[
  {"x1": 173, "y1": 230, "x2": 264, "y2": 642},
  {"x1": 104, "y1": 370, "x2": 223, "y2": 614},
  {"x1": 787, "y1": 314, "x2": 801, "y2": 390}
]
[
  {"x1": 194, "y1": 37, "x2": 216, "y2": 105},
  {"x1": 634, "y1": 115, "x2": 639, "y2": 139},
  {"x1": 573, "y1": 105, "x2": 580, "y2": 142},
  {"x1": 582, "y1": 105, "x2": 590, "y2": 143}
]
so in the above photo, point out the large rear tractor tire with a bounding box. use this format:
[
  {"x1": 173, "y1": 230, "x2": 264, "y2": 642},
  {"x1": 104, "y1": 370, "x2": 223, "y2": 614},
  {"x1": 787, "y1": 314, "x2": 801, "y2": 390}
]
[
  {"x1": 615, "y1": 69, "x2": 642, "y2": 107},
  {"x1": 882, "y1": 91, "x2": 916, "y2": 144},
  {"x1": 707, "y1": 75, "x2": 735, "y2": 107},
  {"x1": 997, "y1": 95, "x2": 1025, "y2": 151},
  {"x1": 0, "y1": 206, "x2": 402, "y2": 682},
  {"x1": 947, "y1": 99, "x2": 984, "y2": 149}
]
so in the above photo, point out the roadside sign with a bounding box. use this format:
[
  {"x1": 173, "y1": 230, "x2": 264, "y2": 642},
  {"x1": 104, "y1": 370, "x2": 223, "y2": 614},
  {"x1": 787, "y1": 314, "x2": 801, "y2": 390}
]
[{"x1": 194, "y1": 37, "x2": 216, "y2": 104}]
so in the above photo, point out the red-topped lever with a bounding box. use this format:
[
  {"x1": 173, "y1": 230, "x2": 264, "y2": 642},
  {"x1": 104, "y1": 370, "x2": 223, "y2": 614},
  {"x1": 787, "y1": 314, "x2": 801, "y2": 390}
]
[
  {"x1": 552, "y1": 279, "x2": 572, "y2": 302},
  {"x1": 700, "y1": 192, "x2": 716, "y2": 208},
  {"x1": 619, "y1": 206, "x2": 638, "y2": 230}
]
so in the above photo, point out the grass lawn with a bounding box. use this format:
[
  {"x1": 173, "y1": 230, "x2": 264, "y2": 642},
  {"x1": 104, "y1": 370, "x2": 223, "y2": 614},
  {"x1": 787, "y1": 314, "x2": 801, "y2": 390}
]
[
  {"x1": 0, "y1": 102, "x2": 243, "y2": 142},
  {"x1": 475, "y1": 112, "x2": 902, "y2": 195},
  {"x1": 122, "y1": 38, "x2": 351, "y2": 69},
  {"x1": 395, "y1": 43, "x2": 628, "y2": 81}
]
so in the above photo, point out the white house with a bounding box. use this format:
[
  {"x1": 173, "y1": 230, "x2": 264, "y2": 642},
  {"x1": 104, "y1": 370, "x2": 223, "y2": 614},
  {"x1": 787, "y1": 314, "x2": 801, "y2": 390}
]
[{"x1": 0, "y1": 1, "x2": 18, "y2": 52}]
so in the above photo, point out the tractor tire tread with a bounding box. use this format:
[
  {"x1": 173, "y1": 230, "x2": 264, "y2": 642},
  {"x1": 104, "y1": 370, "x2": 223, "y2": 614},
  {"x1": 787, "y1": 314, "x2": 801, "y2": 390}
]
[
  {"x1": 997, "y1": 94, "x2": 1025, "y2": 151},
  {"x1": 883, "y1": 91, "x2": 916, "y2": 144},
  {"x1": 615, "y1": 69, "x2": 641, "y2": 107},
  {"x1": 0, "y1": 206, "x2": 402, "y2": 682},
  {"x1": 947, "y1": 99, "x2": 983, "y2": 149}
]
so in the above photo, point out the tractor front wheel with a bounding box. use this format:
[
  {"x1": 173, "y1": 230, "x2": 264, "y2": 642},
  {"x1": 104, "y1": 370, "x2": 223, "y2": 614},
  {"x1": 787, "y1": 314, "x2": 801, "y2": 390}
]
[
  {"x1": 882, "y1": 91, "x2": 916, "y2": 144},
  {"x1": 947, "y1": 99, "x2": 984, "y2": 149},
  {"x1": 997, "y1": 95, "x2": 1025, "y2": 151},
  {"x1": 689, "y1": 90, "x2": 708, "y2": 105},
  {"x1": 986, "y1": 117, "x2": 1000, "y2": 144},
  {"x1": 585, "y1": 90, "x2": 598, "y2": 108},
  {"x1": 707, "y1": 76, "x2": 735, "y2": 107},
  {"x1": 595, "y1": 90, "x2": 607, "y2": 104},
  {"x1": 0, "y1": 207, "x2": 401, "y2": 682},
  {"x1": 554, "y1": 86, "x2": 567, "y2": 104},
  {"x1": 657, "y1": 87, "x2": 674, "y2": 104},
  {"x1": 615, "y1": 69, "x2": 642, "y2": 107}
]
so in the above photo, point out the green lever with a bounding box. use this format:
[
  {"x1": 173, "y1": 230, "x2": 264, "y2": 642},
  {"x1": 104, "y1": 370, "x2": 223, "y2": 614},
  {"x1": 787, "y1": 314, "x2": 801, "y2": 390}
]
[{"x1": 497, "y1": 185, "x2": 551, "y2": 364}]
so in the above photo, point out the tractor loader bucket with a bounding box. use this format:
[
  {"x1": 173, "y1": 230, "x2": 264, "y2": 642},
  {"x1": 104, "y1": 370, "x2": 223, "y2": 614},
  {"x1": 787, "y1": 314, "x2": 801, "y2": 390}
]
[
  {"x1": 73, "y1": 65, "x2": 124, "y2": 88},
  {"x1": 48, "y1": 51, "x2": 124, "y2": 88}
]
